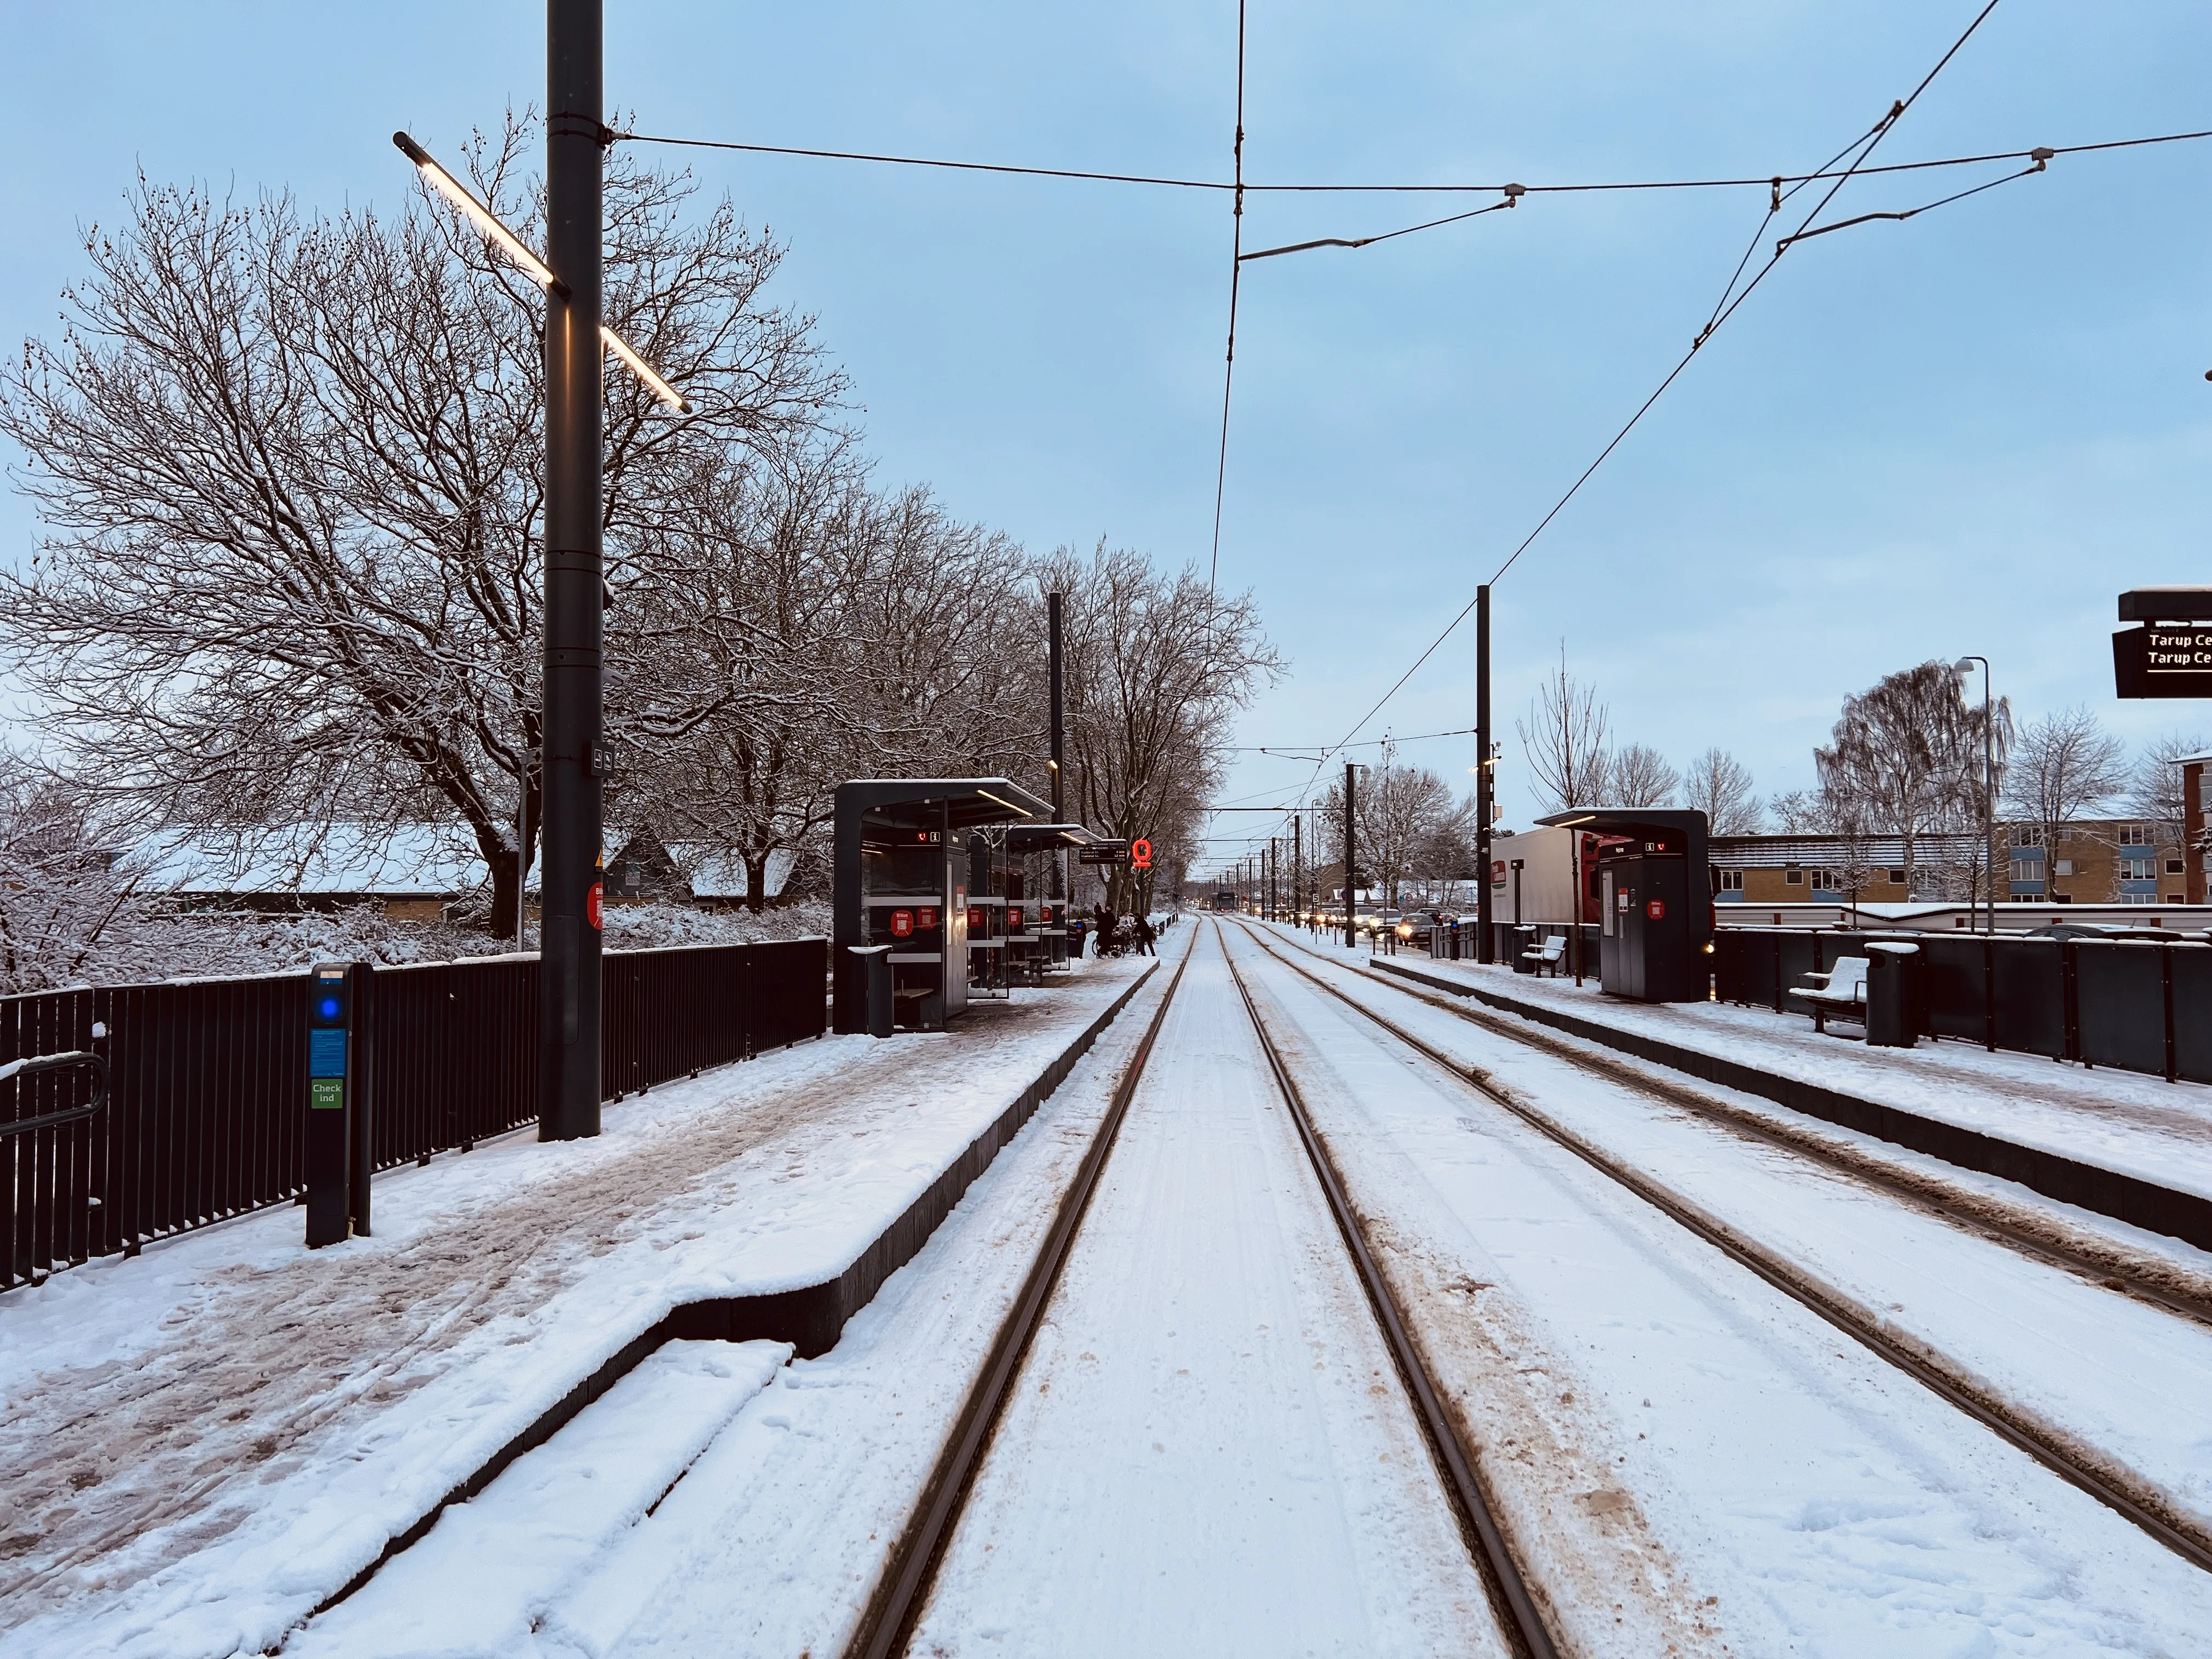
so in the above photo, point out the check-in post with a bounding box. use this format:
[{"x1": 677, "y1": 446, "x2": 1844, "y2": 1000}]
[{"x1": 305, "y1": 963, "x2": 352, "y2": 1247}]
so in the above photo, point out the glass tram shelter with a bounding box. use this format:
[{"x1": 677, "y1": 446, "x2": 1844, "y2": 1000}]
[
  {"x1": 834, "y1": 778, "x2": 1053, "y2": 1035},
  {"x1": 1534, "y1": 808, "x2": 1712, "y2": 1002},
  {"x1": 994, "y1": 822, "x2": 1099, "y2": 983}
]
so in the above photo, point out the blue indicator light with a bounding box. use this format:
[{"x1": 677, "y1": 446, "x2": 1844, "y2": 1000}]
[{"x1": 318, "y1": 996, "x2": 342, "y2": 1020}]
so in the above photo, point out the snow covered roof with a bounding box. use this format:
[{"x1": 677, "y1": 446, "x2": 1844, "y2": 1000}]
[
  {"x1": 669, "y1": 845, "x2": 797, "y2": 900},
  {"x1": 1708, "y1": 833, "x2": 1984, "y2": 868},
  {"x1": 132, "y1": 824, "x2": 486, "y2": 898}
]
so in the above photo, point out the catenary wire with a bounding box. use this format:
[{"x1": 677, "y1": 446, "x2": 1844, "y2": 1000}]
[
  {"x1": 1310, "y1": 0, "x2": 2011, "y2": 770},
  {"x1": 608, "y1": 127, "x2": 2212, "y2": 196},
  {"x1": 1209, "y1": 0, "x2": 1249, "y2": 596}
]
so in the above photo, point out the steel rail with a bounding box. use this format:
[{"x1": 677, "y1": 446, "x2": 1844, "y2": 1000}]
[
  {"x1": 1217, "y1": 922, "x2": 1562, "y2": 1659},
  {"x1": 845, "y1": 942, "x2": 1195, "y2": 1659},
  {"x1": 1228, "y1": 918, "x2": 2212, "y2": 1576},
  {"x1": 1348, "y1": 951, "x2": 2212, "y2": 1332}
]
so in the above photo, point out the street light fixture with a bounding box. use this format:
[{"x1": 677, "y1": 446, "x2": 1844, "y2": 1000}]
[
  {"x1": 1954, "y1": 655, "x2": 1996, "y2": 934},
  {"x1": 393, "y1": 132, "x2": 692, "y2": 413}
]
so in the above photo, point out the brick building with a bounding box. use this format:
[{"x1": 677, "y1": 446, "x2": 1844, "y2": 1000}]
[{"x1": 1709, "y1": 819, "x2": 2194, "y2": 907}]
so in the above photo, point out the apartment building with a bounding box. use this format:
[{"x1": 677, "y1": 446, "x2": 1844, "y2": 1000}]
[
  {"x1": 2005, "y1": 819, "x2": 2192, "y2": 905},
  {"x1": 1707, "y1": 821, "x2": 2193, "y2": 906}
]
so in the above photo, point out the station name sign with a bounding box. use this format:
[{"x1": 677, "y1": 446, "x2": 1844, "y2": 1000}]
[{"x1": 2114, "y1": 589, "x2": 2212, "y2": 699}]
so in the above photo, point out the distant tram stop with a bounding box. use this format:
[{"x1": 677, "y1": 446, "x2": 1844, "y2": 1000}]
[
  {"x1": 833, "y1": 778, "x2": 1054, "y2": 1036},
  {"x1": 1536, "y1": 808, "x2": 1713, "y2": 1002}
]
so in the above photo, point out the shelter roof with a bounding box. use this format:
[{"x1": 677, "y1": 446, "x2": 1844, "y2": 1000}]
[
  {"x1": 1001, "y1": 821, "x2": 1098, "y2": 854},
  {"x1": 836, "y1": 778, "x2": 1052, "y2": 831}
]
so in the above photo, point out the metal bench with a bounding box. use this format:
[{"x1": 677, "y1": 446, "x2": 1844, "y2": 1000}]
[
  {"x1": 1520, "y1": 934, "x2": 1567, "y2": 977},
  {"x1": 1799, "y1": 955, "x2": 1871, "y2": 1034}
]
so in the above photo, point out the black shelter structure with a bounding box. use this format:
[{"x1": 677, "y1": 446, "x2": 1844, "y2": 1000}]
[
  {"x1": 1535, "y1": 808, "x2": 1713, "y2": 1002},
  {"x1": 834, "y1": 779, "x2": 1053, "y2": 1034}
]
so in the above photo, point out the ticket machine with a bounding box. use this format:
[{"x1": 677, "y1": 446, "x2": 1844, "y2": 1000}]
[{"x1": 1534, "y1": 808, "x2": 1712, "y2": 1002}]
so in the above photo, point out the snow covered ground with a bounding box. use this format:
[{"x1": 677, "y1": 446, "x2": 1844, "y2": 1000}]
[
  {"x1": 0, "y1": 955, "x2": 1150, "y2": 1658},
  {"x1": 309, "y1": 933, "x2": 1195, "y2": 1658},
  {"x1": 1364, "y1": 939, "x2": 2212, "y2": 1203},
  {"x1": 910, "y1": 928, "x2": 1506, "y2": 1657},
  {"x1": 1226, "y1": 921, "x2": 2212, "y2": 1654}
]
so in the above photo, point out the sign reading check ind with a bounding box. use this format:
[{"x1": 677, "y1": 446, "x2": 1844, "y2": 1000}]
[{"x1": 2115, "y1": 587, "x2": 2212, "y2": 699}]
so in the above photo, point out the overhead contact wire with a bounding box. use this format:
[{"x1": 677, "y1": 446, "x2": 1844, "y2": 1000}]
[
  {"x1": 1209, "y1": 0, "x2": 1249, "y2": 597},
  {"x1": 1315, "y1": 0, "x2": 2011, "y2": 765}
]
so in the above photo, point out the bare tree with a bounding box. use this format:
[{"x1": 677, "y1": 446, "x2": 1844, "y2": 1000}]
[
  {"x1": 0, "y1": 119, "x2": 844, "y2": 936},
  {"x1": 1682, "y1": 748, "x2": 1762, "y2": 834},
  {"x1": 2129, "y1": 730, "x2": 2211, "y2": 845},
  {"x1": 1515, "y1": 647, "x2": 1611, "y2": 812},
  {"x1": 1814, "y1": 662, "x2": 1996, "y2": 899},
  {"x1": 1606, "y1": 744, "x2": 1679, "y2": 809},
  {"x1": 2004, "y1": 708, "x2": 2126, "y2": 896},
  {"x1": 1040, "y1": 543, "x2": 1280, "y2": 916}
]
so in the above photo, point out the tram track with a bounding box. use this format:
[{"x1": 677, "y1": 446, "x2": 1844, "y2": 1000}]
[
  {"x1": 1225, "y1": 916, "x2": 2212, "y2": 1577},
  {"x1": 1350, "y1": 944, "x2": 2212, "y2": 1329},
  {"x1": 847, "y1": 922, "x2": 1563, "y2": 1659}
]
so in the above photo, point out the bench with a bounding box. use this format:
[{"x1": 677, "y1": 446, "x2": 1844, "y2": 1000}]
[
  {"x1": 1798, "y1": 956, "x2": 1871, "y2": 1034},
  {"x1": 1520, "y1": 934, "x2": 1567, "y2": 977}
]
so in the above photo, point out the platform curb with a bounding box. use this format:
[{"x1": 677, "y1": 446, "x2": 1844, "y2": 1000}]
[
  {"x1": 1368, "y1": 956, "x2": 2212, "y2": 1254},
  {"x1": 315, "y1": 960, "x2": 1161, "y2": 1615}
]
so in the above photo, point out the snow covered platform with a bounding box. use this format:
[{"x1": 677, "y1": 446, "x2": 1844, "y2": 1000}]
[
  {"x1": 0, "y1": 955, "x2": 1155, "y2": 1656},
  {"x1": 1352, "y1": 946, "x2": 2212, "y2": 1251}
]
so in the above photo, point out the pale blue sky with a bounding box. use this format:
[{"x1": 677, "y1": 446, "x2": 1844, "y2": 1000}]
[{"x1": 4, "y1": 2, "x2": 2207, "y2": 873}]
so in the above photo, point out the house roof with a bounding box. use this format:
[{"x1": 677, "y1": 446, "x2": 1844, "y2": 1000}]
[
  {"x1": 669, "y1": 845, "x2": 797, "y2": 900},
  {"x1": 132, "y1": 823, "x2": 486, "y2": 898}
]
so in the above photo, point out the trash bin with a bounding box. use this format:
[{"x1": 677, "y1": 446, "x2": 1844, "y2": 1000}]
[
  {"x1": 848, "y1": 945, "x2": 894, "y2": 1039},
  {"x1": 1865, "y1": 942, "x2": 1920, "y2": 1048}
]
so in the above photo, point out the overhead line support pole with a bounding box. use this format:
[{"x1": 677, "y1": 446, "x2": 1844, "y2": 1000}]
[
  {"x1": 540, "y1": 0, "x2": 605, "y2": 1140},
  {"x1": 1344, "y1": 762, "x2": 1358, "y2": 952},
  {"x1": 1048, "y1": 592, "x2": 1065, "y2": 902},
  {"x1": 1476, "y1": 584, "x2": 1493, "y2": 964}
]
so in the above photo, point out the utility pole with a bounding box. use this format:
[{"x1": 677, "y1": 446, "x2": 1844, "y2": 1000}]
[
  {"x1": 1293, "y1": 814, "x2": 1302, "y2": 922},
  {"x1": 540, "y1": 0, "x2": 603, "y2": 1141},
  {"x1": 1343, "y1": 761, "x2": 1358, "y2": 951},
  {"x1": 1269, "y1": 836, "x2": 1278, "y2": 920},
  {"x1": 1048, "y1": 592, "x2": 1065, "y2": 902},
  {"x1": 1475, "y1": 584, "x2": 1494, "y2": 966}
]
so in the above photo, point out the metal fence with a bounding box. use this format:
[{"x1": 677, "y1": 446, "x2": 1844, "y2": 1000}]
[
  {"x1": 1714, "y1": 928, "x2": 2212, "y2": 1084},
  {"x1": 2, "y1": 938, "x2": 828, "y2": 1290}
]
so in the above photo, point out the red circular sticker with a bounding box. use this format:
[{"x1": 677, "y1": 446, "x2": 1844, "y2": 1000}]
[
  {"x1": 1131, "y1": 838, "x2": 1153, "y2": 869},
  {"x1": 1646, "y1": 899, "x2": 1666, "y2": 920},
  {"x1": 890, "y1": 909, "x2": 914, "y2": 939},
  {"x1": 918, "y1": 907, "x2": 938, "y2": 929},
  {"x1": 1008, "y1": 907, "x2": 1024, "y2": 928},
  {"x1": 968, "y1": 906, "x2": 986, "y2": 932},
  {"x1": 586, "y1": 882, "x2": 603, "y2": 930}
]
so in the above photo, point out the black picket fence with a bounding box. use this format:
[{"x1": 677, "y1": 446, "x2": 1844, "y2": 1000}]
[
  {"x1": 1, "y1": 938, "x2": 828, "y2": 1291},
  {"x1": 1714, "y1": 928, "x2": 2212, "y2": 1084}
]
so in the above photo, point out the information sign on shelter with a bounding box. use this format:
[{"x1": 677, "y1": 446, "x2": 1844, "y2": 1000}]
[{"x1": 2114, "y1": 588, "x2": 2212, "y2": 698}]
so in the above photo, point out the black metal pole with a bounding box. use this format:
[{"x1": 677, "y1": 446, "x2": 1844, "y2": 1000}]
[
  {"x1": 1476, "y1": 583, "x2": 1493, "y2": 964},
  {"x1": 541, "y1": 0, "x2": 603, "y2": 1141},
  {"x1": 1293, "y1": 812, "x2": 1302, "y2": 922},
  {"x1": 1048, "y1": 592, "x2": 1065, "y2": 902},
  {"x1": 1344, "y1": 762, "x2": 1357, "y2": 951}
]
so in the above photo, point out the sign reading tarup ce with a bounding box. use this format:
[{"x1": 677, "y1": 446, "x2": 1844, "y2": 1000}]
[{"x1": 2114, "y1": 588, "x2": 2212, "y2": 698}]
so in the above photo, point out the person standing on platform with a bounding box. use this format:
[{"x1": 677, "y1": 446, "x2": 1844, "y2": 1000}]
[{"x1": 1134, "y1": 913, "x2": 1156, "y2": 956}]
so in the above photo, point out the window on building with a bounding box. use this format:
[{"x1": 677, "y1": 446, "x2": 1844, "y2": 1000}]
[
  {"x1": 2059, "y1": 827, "x2": 2074, "y2": 842},
  {"x1": 2168, "y1": 860, "x2": 2186, "y2": 875},
  {"x1": 2054, "y1": 859, "x2": 2075, "y2": 877},
  {"x1": 2012, "y1": 825, "x2": 2044, "y2": 848},
  {"x1": 1887, "y1": 868, "x2": 1907, "y2": 884},
  {"x1": 1714, "y1": 869, "x2": 1743, "y2": 891},
  {"x1": 1785, "y1": 868, "x2": 1803, "y2": 885},
  {"x1": 2120, "y1": 856, "x2": 2157, "y2": 881},
  {"x1": 2118, "y1": 823, "x2": 2153, "y2": 846},
  {"x1": 1809, "y1": 868, "x2": 1845, "y2": 893}
]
